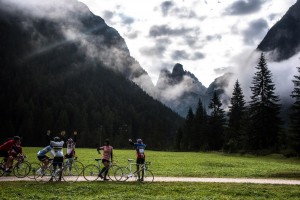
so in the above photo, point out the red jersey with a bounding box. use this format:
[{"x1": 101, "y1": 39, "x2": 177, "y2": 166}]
[{"x1": 0, "y1": 140, "x2": 15, "y2": 151}]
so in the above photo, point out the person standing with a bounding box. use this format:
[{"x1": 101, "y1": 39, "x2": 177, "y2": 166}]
[
  {"x1": 97, "y1": 139, "x2": 113, "y2": 181},
  {"x1": 49, "y1": 132, "x2": 65, "y2": 181},
  {"x1": 129, "y1": 138, "x2": 146, "y2": 181}
]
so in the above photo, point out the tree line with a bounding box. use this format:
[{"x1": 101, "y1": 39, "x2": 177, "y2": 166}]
[{"x1": 176, "y1": 53, "x2": 300, "y2": 157}]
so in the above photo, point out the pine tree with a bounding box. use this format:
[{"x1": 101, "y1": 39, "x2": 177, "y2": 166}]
[
  {"x1": 226, "y1": 80, "x2": 246, "y2": 152},
  {"x1": 289, "y1": 66, "x2": 300, "y2": 157},
  {"x1": 208, "y1": 91, "x2": 226, "y2": 150},
  {"x1": 182, "y1": 107, "x2": 195, "y2": 150},
  {"x1": 193, "y1": 98, "x2": 208, "y2": 150},
  {"x1": 248, "y1": 53, "x2": 281, "y2": 152}
]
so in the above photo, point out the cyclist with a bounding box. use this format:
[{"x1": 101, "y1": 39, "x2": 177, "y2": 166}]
[
  {"x1": 65, "y1": 131, "x2": 77, "y2": 160},
  {"x1": 129, "y1": 138, "x2": 146, "y2": 181},
  {"x1": 36, "y1": 145, "x2": 53, "y2": 174},
  {"x1": 0, "y1": 136, "x2": 22, "y2": 174},
  {"x1": 49, "y1": 132, "x2": 65, "y2": 181},
  {"x1": 97, "y1": 139, "x2": 113, "y2": 181}
]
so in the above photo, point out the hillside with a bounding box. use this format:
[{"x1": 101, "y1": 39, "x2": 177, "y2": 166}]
[{"x1": 0, "y1": 0, "x2": 183, "y2": 148}]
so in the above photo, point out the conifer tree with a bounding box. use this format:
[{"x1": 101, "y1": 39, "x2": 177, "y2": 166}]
[
  {"x1": 248, "y1": 53, "x2": 281, "y2": 151},
  {"x1": 289, "y1": 66, "x2": 300, "y2": 157},
  {"x1": 208, "y1": 91, "x2": 226, "y2": 150},
  {"x1": 226, "y1": 80, "x2": 246, "y2": 152},
  {"x1": 193, "y1": 98, "x2": 208, "y2": 150},
  {"x1": 182, "y1": 107, "x2": 195, "y2": 150}
]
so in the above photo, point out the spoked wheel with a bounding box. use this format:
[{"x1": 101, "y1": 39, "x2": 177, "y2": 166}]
[
  {"x1": 63, "y1": 160, "x2": 84, "y2": 183},
  {"x1": 83, "y1": 164, "x2": 100, "y2": 181},
  {"x1": 114, "y1": 167, "x2": 131, "y2": 182},
  {"x1": 34, "y1": 167, "x2": 53, "y2": 182},
  {"x1": 0, "y1": 159, "x2": 5, "y2": 177},
  {"x1": 13, "y1": 161, "x2": 31, "y2": 178},
  {"x1": 28, "y1": 162, "x2": 41, "y2": 179},
  {"x1": 142, "y1": 169, "x2": 154, "y2": 183},
  {"x1": 106, "y1": 165, "x2": 122, "y2": 181}
]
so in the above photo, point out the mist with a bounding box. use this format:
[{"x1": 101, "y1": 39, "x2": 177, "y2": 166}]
[{"x1": 225, "y1": 50, "x2": 300, "y2": 105}]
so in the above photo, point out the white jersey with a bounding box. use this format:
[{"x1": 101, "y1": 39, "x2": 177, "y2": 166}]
[{"x1": 50, "y1": 141, "x2": 64, "y2": 157}]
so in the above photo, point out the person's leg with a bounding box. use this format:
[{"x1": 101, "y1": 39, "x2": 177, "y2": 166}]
[
  {"x1": 141, "y1": 159, "x2": 145, "y2": 181},
  {"x1": 103, "y1": 161, "x2": 110, "y2": 180},
  {"x1": 5, "y1": 156, "x2": 13, "y2": 172},
  {"x1": 136, "y1": 158, "x2": 141, "y2": 180}
]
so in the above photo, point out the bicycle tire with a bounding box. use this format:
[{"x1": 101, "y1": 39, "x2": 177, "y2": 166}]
[
  {"x1": 142, "y1": 169, "x2": 154, "y2": 183},
  {"x1": 115, "y1": 167, "x2": 131, "y2": 182},
  {"x1": 34, "y1": 167, "x2": 53, "y2": 182},
  {"x1": 27, "y1": 162, "x2": 41, "y2": 179},
  {"x1": 83, "y1": 164, "x2": 100, "y2": 181},
  {"x1": 13, "y1": 161, "x2": 31, "y2": 178},
  {"x1": 107, "y1": 165, "x2": 122, "y2": 181},
  {"x1": 62, "y1": 160, "x2": 84, "y2": 182},
  {"x1": 0, "y1": 159, "x2": 5, "y2": 177}
]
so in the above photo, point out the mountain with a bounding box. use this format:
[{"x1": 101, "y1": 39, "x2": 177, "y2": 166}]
[
  {"x1": 0, "y1": 0, "x2": 183, "y2": 148},
  {"x1": 257, "y1": 0, "x2": 300, "y2": 61},
  {"x1": 156, "y1": 63, "x2": 208, "y2": 116}
]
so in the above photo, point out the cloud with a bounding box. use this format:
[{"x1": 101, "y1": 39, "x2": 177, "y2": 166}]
[
  {"x1": 103, "y1": 10, "x2": 114, "y2": 20},
  {"x1": 192, "y1": 52, "x2": 205, "y2": 60},
  {"x1": 140, "y1": 45, "x2": 167, "y2": 57},
  {"x1": 119, "y1": 13, "x2": 135, "y2": 25},
  {"x1": 171, "y1": 50, "x2": 189, "y2": 60},
  {"x1": 149, "y1": 25, "x2": 194, "y2": 37},
  {"x1": 159, "y1": 0, "x2": 198, "y2": 19},
  {"x1": 160, "y1": 1, "x2": 175, "y2": 16},
  {"x1": 243, "y1": 19, "x2": 268, "y2": 45},
  {"x1": 225, "y1": 0, "x2": 266, "y2": 15},
  {"x1": 206, "y1": 34, "x2": 222, "y2": 41}
]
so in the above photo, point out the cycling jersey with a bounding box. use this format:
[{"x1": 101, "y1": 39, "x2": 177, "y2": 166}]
[
  {"x1": 99, "y1": 145, "x2": 113, "y2": 161},
  {"x1": 0, "y1": 140, "x2": 15, "y2": 151},
  {"x1": 9, "y1": 145, "x2": 22, "y2": 157},
  {"x1": 37, "y1": 145, "x2": 52, "y2": 157},
  {"x1": 131, "y1": 143, "x2": 146, "y2": 159},
  {"x1": 50, "y1": 141, "x2": 64, "y2": 157}
]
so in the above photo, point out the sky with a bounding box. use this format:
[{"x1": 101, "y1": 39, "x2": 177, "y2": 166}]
[{"x1": 78, "y1": 0, "x2": 297, "y2": 87}]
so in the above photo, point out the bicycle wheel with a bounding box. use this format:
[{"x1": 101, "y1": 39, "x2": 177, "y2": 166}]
[
  {"x1": 34, "y1": 167, "x2": 53, "y2": 182},
  {"x1": 114, "y1": 167, "x2": 131, "y2": 182},
  {"x1": 83, "y1": 164, "x2": 100, "y2": 181},
  {"x1": 106, "y1": 165, "x2": 121, "y2": 181},
  {"x1": 27, "y1": 162, "x2": 41, "y2": 179},
  {"x1": 0, "y1": 159, "x2": 5, "y2": 177},
  {"x1": 63, "y1": 160, "x2": 84, "y2": 182},
  {"x1": 13, "y1": 161, "x2": 31, "y2": 178},
  {"x1": 143, "y1": 169, "x2": 154, "y2": 183}
]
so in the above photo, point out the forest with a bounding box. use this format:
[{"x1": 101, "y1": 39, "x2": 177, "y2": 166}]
[{"x1": 176, "y1": 53, "x2": 300, "y2": 157}]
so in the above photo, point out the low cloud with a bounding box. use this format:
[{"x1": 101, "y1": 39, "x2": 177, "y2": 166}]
[
  {"x1": 243, "y1": 19, "x2": 268, "y2": 45},
  {"x1": 160, "y1": 1, "x2": 175, "y2": 16},
  {"x1": 225, "y1": 0, "x2": 266, "y2": 15},
  {"x1": 149, "y1": 25, "x2": 194, "y2": 37}
]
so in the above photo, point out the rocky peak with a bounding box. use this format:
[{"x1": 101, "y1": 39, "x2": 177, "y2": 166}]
[{"x1": 172, "y1": 63, "x2": 184, "y2": 77}]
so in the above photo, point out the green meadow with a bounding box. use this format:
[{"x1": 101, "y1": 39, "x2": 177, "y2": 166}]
[
  {"x1": 1, "y1": 147, "x2": 300, "y2": 200},
  {"x1": 23, "y1": 147, "x2": 300, "y2": 179}
]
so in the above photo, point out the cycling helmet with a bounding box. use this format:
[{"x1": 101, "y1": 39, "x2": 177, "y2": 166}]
[
  {"x1": 54, "y1": 137, "x2": 60, "y2": 142},
  {"x1": 137, "y1": 138, "x2": 142, "y2": 143}
]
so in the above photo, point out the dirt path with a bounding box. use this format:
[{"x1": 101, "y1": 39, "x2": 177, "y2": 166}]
[{"x1": 1, "y1": 176, "x2": 300, "y2": 185}]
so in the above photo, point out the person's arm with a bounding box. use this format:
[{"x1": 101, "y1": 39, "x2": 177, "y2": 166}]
[
  {"x1": 129, "y1": 139, "x2": 134, "y2": 146},
  {"x1": 97, "y1": 146, "x2": 101, "y2": 154},
  {"x1": 60, "y1": 131, "x2": 66, "y2": 143},
  {"x1": 110, "y1": 149, "x2": 113, "y2": 162},
  {"x1": 73, "y1": 131, "x2": 77, "y2": 144},
  {"x1": 46, "y1": 130, "x2": 51, "y2": 143}
]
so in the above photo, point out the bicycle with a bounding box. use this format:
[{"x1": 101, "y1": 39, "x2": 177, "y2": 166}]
[
  {"x1": 0, "y1": 154, "x2": 31, "y2": 178},
  {"x1": 62, "y1": 157, "x2": 84, "y2": 182},
  {"x1": 83, "y1": 159, "x2": 123, "y2": 181},
  {"x1": 115, "y1": 159, "x2": 154, "y2": 183}
]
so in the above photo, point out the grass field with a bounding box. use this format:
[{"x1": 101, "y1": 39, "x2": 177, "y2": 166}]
[
  {"x1": 22, "y1": 147, "x2": 300, "y2": 179},
  {"x1": 1, "y1": 147, "x2": 300, "y2": 199},
  {"x1": 0, "y1": 181, "x2": 300, "y2": 200}
]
